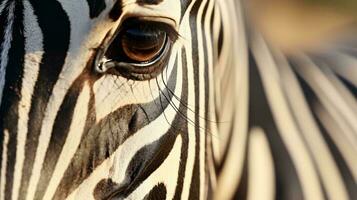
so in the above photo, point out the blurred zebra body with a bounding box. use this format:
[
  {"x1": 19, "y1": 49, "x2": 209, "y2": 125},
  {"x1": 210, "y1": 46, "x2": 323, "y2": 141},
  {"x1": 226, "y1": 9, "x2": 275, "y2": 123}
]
[{"x1": 0, "y1": 0, "x2": 356, "y2": 199}]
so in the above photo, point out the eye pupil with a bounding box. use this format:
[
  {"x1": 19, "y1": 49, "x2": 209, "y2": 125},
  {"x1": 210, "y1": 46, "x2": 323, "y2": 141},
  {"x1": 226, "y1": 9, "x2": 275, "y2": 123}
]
[{"x1": 121, "y1": 27, "x2": 166, "y2": 62}]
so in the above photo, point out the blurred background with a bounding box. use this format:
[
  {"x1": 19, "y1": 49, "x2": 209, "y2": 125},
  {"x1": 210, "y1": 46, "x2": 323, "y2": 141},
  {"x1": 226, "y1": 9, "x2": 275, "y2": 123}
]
[{"x1": 247, "y1": 0, "x2": 357, "y2": 52}]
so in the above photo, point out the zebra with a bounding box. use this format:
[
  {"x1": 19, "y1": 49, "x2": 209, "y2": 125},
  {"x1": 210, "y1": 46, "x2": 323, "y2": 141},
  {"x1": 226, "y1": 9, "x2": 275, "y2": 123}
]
[{"x1": 0, "y1": 0, "x2": 356, "y2": 199}]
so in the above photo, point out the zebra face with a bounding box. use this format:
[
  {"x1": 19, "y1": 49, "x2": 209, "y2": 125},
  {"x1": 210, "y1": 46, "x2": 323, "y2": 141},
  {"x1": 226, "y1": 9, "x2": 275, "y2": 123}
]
[{"x1": 0, "y1": 0, "x2": 218, "y2": 199}]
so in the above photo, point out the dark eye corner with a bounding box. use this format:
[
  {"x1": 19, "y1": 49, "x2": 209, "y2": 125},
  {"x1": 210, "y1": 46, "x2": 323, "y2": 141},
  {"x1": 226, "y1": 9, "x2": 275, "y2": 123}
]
[{"x1": 94, "y1": 18, "x2": 180, "y2": 81}]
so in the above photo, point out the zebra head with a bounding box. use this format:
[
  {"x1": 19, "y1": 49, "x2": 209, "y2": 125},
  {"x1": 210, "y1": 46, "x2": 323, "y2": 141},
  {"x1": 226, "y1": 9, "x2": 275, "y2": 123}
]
[
  {"x1": 0, "y1": 0, "x2": 244, "y2": 199},
  {"x1": 2, "y1": 0, "x2": 357, "y2": 199}
]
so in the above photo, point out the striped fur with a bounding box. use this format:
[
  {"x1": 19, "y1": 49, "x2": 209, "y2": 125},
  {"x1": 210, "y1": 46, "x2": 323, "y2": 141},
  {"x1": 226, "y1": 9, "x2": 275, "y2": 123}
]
[{"x1": 0, "y1": 0, "x2": 356, "y2": 199}]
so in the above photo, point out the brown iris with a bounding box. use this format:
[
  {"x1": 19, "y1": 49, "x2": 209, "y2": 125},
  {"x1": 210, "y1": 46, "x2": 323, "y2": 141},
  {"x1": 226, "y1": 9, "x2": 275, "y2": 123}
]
[{"x1": 121, "y1": 27, "x2": 166, "y2": 62}]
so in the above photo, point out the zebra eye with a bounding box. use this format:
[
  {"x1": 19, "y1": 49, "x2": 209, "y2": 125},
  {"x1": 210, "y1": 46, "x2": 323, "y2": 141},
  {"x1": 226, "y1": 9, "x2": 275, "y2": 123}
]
[
  {"x1": 120, "y1": 27, "x2": 167, "y2": 62},
  {"x1": 95, "y1": 19, "x2": 177, "y2": 81}
]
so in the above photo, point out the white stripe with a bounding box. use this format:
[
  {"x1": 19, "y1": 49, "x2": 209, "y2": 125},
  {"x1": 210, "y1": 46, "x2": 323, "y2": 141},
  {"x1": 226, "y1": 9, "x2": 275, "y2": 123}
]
[
  {"x1": 180, "y1": 12, "x2": 198, "y2": 200},
  {"x1": 252, "y1": 34, "x2": 324, "y2": 200},
  {"x1": 172, "y1": 1, "x2": 201, "y2": 199},
  {"x1": 327, "y1": 52, "x2": 357, "y2": 87},
  {"x1": 24, "y1": 1, "x2": 93, "y2": 199},
  {"x1": 321, "y1": 63, "x2": 357, "y2": 120},
  {"x1": 0, "y1": 130, "x2": 9, "y2": 200},
  {"x1": 214, "y1": 0, "x2": 249, "y2": 199},
  {"x1": 215, "y1": 0, "x2": 234, "y2": 161},
  {"x1": 315, "y1": 104, "x2": 357, "y2": 180},
  {"x1": 203, "y1": 0, "x2": 216, "y2": 198},
  {"x1": 196, "y1": 0, "x2": 208, "y2": 199},
  {"x1": 43, "y1": 82, "x2": 90, "y2": 200},
  {"x1": 210, "y1": 0, "x2": 221, "y2": 166},
  {"x1": 0, "y1": 1, "x2": 14, "y2": 107},
  {"x1": 247, "y1": 127, "x2": 275, "y2": 200},
  {"x1": 293, "y1": 55, "x2": 357, "y2": 146},
  {"x1": 275, "y1": 52, "x2": 349, "y2": 200},
  {"x1": 11, "y1": 1, "x2": 43, "y2": 199},
  {"x1": 0, "y1": 0, "x2": 8, "y2": 14}
]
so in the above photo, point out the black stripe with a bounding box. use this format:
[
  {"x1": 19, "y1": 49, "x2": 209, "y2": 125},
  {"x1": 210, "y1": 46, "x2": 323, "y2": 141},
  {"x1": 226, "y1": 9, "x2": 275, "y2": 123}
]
[
  {"x1": 0, "y1": 1, "x2": 25, "y2": 200},
  {"x1": 294, "y1": 67, "x2": 357, "y2": 199},
  {"x1": 216, "y1": 112, "x2": 235, "y2": 174},
  {"x1": 188, "y1": 0, "x2": 204, "y2": 198},
  {"x1": 210, "y1": 4, "x2": 215, "y2": 37},
  {"x1": 93, "y1": 130, "x2": 178, "y2": 199},
  {"x1": 144, "y1": 183, "x2": 167, "y2": 200},
  {"x1": 19, "y1": 1, "x2": 70, "y2": 198},
  {"x1": 233, "y1": 155, "x2": 248, "y2": 200},
  {"x1": 119, "y1": 125, "x2": 179, "y2": 198},
  {"x1": 52, "y1": 61, "x2": 178, "y2": 199},
  {"x1": 313, "y1": 55, "x2": 357, "y2": 97},
  {"x1": 202, "y1": 1, "x2": 212, "y2": 198},
  {"x1": 201, "y1": 1, "x2": 210, "y2": 196},
  {"x1": 109, "y1": 0, "x2": 122, "y2": 21},
  {"x1": 0, "y1": 0, "x2": 9, "y2": 187},
  {"x1": 137, "y1": 0, "x2": 163, "y2": 6},
  {"x1": 317, "y1": 117, "x2": 357, "y2": 199},
  {"x1": 93, "y1": 178, "x2": 120, "y2": 200},
  {"x1": 173, "y1": 49, "x2": 189, "y2": 200},
  {"x1": 249, "y1": 51, "x2": 304, "y2": 200},
  {"x1": 217, "y1": 21, "x2": 223, "y2": 58},
  {"x1": 337, "y1": 75, "x2": 357, "y2": 97},
  {"x1": 0, "y1": 0, "x2": 8, "y2": 53},
  {"x1": 33, "y1": 76, "x2": 85, "y2": 200},
  {"x1": 180, "y1": 0, "x2": 193, "y2": 23},
  {"x1": 86, "y1": 0, "x2": 106, "y2": 18}
]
